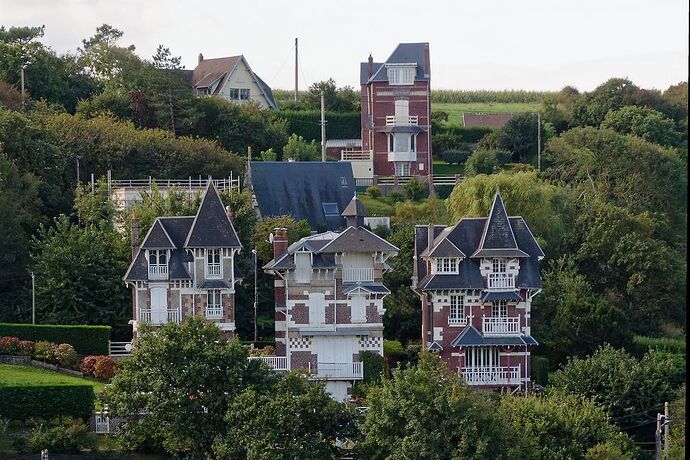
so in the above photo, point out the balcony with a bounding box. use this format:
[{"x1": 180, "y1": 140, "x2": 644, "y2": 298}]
[
  {"x1": 138, "y1": 308, "x2": 181, "y2": 325},
  {"x1": 342, "y1": 267, "x2": 374, "y2": 283},
  {"x1": 207, "y1": 264, "x2": 222, "y2": 278},
  {"x1": 487, "y1": 273, "x2": 515, "y2": 290},
  {"x1": 387, "y1": 150, "x2": 417, "y2": 163},
  {"x1": 148, "y1": 264, "x2": 168, "y2": 280},
  {"x1": 311, "y1": 362, "x2": 364, "y2": 380},
  {"x1": 248, "y1": 355, "x2": 288, "y2": 371},
  {"x1": 205, "y1": 306, "x2": 223, "y2": 319},
  {"x1": 482, "y1": 316, "x2": 520, "y2": 336},
  {"x1": 385, "y1": 115, "x2": 419, "y2": 126},
  {"x1": 341, "y1": 150, "x2": 372, "y2": 161},
  {"x1": 460, "y1": 365, "x2": 521, "y2": 386}
]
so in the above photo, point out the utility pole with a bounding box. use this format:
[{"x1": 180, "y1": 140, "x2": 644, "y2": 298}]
[
  {"x1": 320, "y1": 90, "x2": 326, "y2": 162},
  {"x1": 664, "y1": 401, "x2": 670, "y2": 457},
  {"x1": 76, "y1": 156, "x2": 81, "y2": 184},
  {"x1": 252, "y1": 248, "x2": 258, "y2": 343},
  {"x1": 31, "y1": 272, "x2": 35, "y2": 324},
  {"x1": 537, "y1": 112, "x2": 541, "y2": 172},
  {"x1": 20, "y1": 64, "x2": 26, "y2": 110},
  {"x1": 656, "y1": 413, "x2": 662, "y2": 460},
  {"x1": 294, "y1": 38, "x2": 298, "y2": 102}
]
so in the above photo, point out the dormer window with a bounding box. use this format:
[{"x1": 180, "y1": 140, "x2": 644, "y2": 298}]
[
  {"x1": 435, "y1": 258, "x2": 459, "y2": 274},
  {"x1": 387, "y1": 65, "x2": 415, "y2": 85},
  {"x1": 492, "y1": 258, "x2": 507, "y2": 273},
  {"x1": 206, "y1": 249, "x2": 222, "y2": 278},
  {"x1": 148, "y1": 250, "x2": 168, "y2": 280}
]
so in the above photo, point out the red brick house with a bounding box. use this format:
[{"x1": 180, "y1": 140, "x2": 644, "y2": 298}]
[
  {"x1": 412, "y1": 191, "x2": 543, "y2": 389},
  {"x1": 360, "y1": 43, "x2": 432, "y2": 178}
]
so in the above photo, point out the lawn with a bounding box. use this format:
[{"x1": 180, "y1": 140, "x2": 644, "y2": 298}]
[
  {"x1": 0, "y1": 364, "x2": 105, "y2": 393},
  {"x1": 432, "y1": 160, "x2": 464, "y2": 176},
  {"x1": 359, "y1": 194, "x2": 395, "y2": 217},
  {"x1": 433, "y1": 102, "x2": 540, "y2": 127}
]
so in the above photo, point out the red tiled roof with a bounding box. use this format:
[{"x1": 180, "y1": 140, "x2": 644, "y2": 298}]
[
  {"x1": 191, "y1": 56, "x2": 240, "y2": 94},
  {"x1": 462, "y1": 112, "x2": 514, "y2": 129}
]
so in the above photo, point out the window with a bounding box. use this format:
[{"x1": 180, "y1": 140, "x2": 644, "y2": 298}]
[
  {"x1": 393, "y1": 133, "x2": 409, "y2": 152},
  {"x1": 229, "y1": 88, "x2": 239, "y2": 100},
  {"x1": 294, "y1": 252, "x2": 311, "y2": 283},
  {"x1": 492, "y1": 258, "x2": 507, "y2": 273},
  {"x1": 229, "y1": 88, "x2": 250, "y2": 100},
  {"x1": 207, "y1": 249, "x2": 222, "y2": 277},
  {"x1": 492, "y1": 300, "x2": 508, "y2": 317},
  {"x1": 148, "y1": 250, "x2": 167, "y2": 266},
  {"x1": 465, "y1": 347, "x2": 500, "y2": 368},
  {"x1": 240, "y1": 88, "x2": 250, "y2": 100},
  {"x1": 410, "y1": 134, "x2": 416, "y2": 152},
  {"x1": 322, "y1": 202, "x2": 339, "y2": 216},
  {"x1": 339, "y1": 176, "x2": 348, "y2": 186},
  {"x1": 388, "y1": 134, "x2": 394, "y2": 152},
  {"x1": 308, "y1": 292, "x2": 326, "y2": 325},
  {"x1": 435, "y1": 258, "x2": 458, "y2": 274},
  {"x1": 449, "y1": 294, "x2": 466, "y2": 325},
  {"x1": 206, "y1": 290, "x2": 223, "y2": 319},
  {"x1": 387, "y1": 66, "x2": 415, "y2": 85},
  {"x1": 394, "y1": 162, "x2": 410, "y2": 176},
  {"x1": 197, "y1": 87, "x2": 211, "y2": 96}
]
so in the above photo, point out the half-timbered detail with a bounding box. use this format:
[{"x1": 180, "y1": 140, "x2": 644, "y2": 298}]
[
  {"x1": 412, "y1": 191, "x2": 543, "y2": 390},
  {"x1": 261, "y1": 195, "x2": 399, "y2": 401},
  {"x1": 124, "y1": 181, "x2": 242, "y2": 338}
]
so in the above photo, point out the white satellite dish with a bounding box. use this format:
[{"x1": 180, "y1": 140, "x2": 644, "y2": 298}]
[{"x1": 269, "y1": 233, "x2": 274, "y2": 243}]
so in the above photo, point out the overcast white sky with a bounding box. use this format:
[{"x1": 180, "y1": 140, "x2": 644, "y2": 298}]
[{"x1": 1, "y1": 0, "x2": 688, "y2": 91}]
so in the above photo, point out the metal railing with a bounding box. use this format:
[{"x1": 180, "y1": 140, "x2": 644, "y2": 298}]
[
  {"x1": 311, "y1": 362, "x2": 364, "y2": 380},
  {"x1": 205, "y1": 307, "x2": 223, "y2": 319},
  {"x1": 354, "y1": 175, "x2": 464, "y2": 188},
  {"x1": 138, "y1": 308, "x2": 181, "y2": 325},
  {"x1": 385, "y1": 115, "x2": 419, "y2": 126},
  {"x1": 148, "y1": 265, "x2": 168, "y2": 280},
  {"x1": 488, "y1": 273, "x2": 515, "y2": 289},
  {"x1": 110, "y1": 176, "x2": 240, "y2": 192},
  {"x1": 109, "y1": 341, "x2": 132, "y2": 357},
  {"x1": 482, "y1": 317, "x2": 520, "y2": 335},
  {"x1": 342, "y1": 268, "x2": 374, "y2": 283},
  {"x1": 460, "y1": 365, "x2": 521, "y2": 385},
  {"x1": 248, "y1": 355, "x2": 288, "y2": 371},
  {"x1": 341, "y1": 150, "x2": 373, "y2": 161}
]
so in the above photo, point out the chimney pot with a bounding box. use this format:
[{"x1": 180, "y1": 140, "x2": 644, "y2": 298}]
[
  {"x1": 225, "y1": 205, "x2": 233, "y2": 220},
  {"x1": 272, "y1": 227, "x2": 289, "y2": 259},
  {"x1": 367, "y1": 54, "x2": 373, "y2": 78}
]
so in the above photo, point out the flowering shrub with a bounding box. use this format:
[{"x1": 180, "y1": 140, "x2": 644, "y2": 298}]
[
  {"x1": 81, "y1": 355, "x2": 117, "y2": 381},
  {"x1": 0, "y1": 336, "x2": 34, "y2": 356},
  {"x1": 33, "y1": 341, "x2": 59, "y2": 363},
  {"x1": 250, "y1": 345, "x2": 276, "y2": 357},
  {"x1": 79, "y1": 356, "x2": 98, "y2": 376},
  {"x1": 54, "y1": 343, "x2": 78, "y2": 367}
]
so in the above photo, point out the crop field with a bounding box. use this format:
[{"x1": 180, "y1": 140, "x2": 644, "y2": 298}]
[{"x1": 433, "y1": 102, "x2": 540, "y2": 127}]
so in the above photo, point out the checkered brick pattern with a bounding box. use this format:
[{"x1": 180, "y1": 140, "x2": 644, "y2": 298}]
[
  {"x1": 359, "y1": 336, "x2": 382, "y2": 350},
  {"x1": 289, "y1": 337, "x2": 311, "y2": 350}
]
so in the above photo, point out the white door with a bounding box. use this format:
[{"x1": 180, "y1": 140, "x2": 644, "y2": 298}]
[{"x1": 151, "y1": 288, "x2": 168, "y2": 324}]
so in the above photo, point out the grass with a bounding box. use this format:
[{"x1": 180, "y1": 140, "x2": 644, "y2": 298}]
[
  {"x1": 433, "y1": 102, "x2": 540, "y2": 127},
  {"x1": 432, "y1": 160, "x2": 464, "y2": 176},
  {"x1": 0, "y1": 364, "x2": 105, "y2": 393},
  {"x1": 359, "y1": 194, "x2": 396, "y2": 217}
]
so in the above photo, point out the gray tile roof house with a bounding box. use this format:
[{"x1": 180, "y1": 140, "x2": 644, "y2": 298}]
[{"x1": 248, "y1": 161, "x2": 356, "y2": 231}]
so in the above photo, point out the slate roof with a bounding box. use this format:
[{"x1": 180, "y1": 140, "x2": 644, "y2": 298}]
[
  {"x1": 250, "y1": 161, "x2": 356, "y2": 231},
  {"x1": 140, "y1": 220, "x2": 175, "y2": 249},
  {"x1": 342, "y1": 195, "x2": 366, "y2": 217},
  {"x1": 320, "y1": 226, "x2": 398, "y2": 253},
  {"x1": 480, "y1": 291, "x2": 523, "y2": 302},
  {"x1": 342, "y1": 283, "x2": 391, "y2": 295},
  {"x1": 450, "y1": 325, "x2": 538, "y2": 347},
  {"x1": 185, "y1": 182, "x2": 242, "y2": 248},
  {"x1": 472, "y1": 192, "x2": 527, "y2": 258},
  {"x1": 360, "y1": 43, "x2": 430, "y2": 85}
]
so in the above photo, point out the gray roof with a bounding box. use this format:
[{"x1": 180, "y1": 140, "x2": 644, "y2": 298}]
[
  {"x1": 320, "y1": 226, "x2": 398, "y2": 253},
  {"x1": 480, "y1": 291, "x2": 523, "y2": 302},
  {"x1": 198, "y1": 279, "x2": 231, "y2": 289},
  {"x1": 325, "y1": 139, "x2": 361, "y2": 148},
  {"x1": 185, "y1": 182, "x2": 242, "y2": 248},
  {"x1": 140, "y1": 220, "x2": 175, "y2": 249},
  {"x1": 376, "y1": 125, "x2": 426, "y2": 134},
  {"x1": 472, "y1": 192, "x2": 526, "y2": 258},
  {"x1": 342, "y1": 283, "x2": 391, "y2": 295},
  {"x1": 360, "y1": 42, "x2": 430, "y2": 85},
  {"x1": 250, "y1": 162, "x2": 356, "y2": 231},
  {"x1": 342, "y1": 195, "x2": 367, "y2": 217},
  {"x1": 450, "y1": 325, "x2": 538, "y2": 347}
]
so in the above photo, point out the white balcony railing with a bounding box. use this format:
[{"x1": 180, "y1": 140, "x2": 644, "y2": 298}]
[
  {"x1": 205, "y1": 307, "x2": 223, "y2": 319},
  {"x1": 341, "y1": 149, "x2": 372, "y2": 161},
  {"x1": 342, "y1": 268, "x2": 374, "y2": 283},
  {"x1": 207, "y1": 264, "x2": 222, "y2": 277},
  {"x1": 148, "y1": 264, "x2": 168, "y2": 280},
  {"x1": 448, "y1": 317, "x2": 467, "y2": 326},
  {"x1": 483, "y1": 317, "x2": 520, "y2": 336},
  {"x1": 311, "y1": 362, "x2": 364, "y2": 380},
  {"x1": 138, "y1": 308, "x2": 181, "y2": 325},
  {"x1": 385, "y1": 115, "x2": 419, "y2": 126},
  {"x1": 248, "y1": 355, "x2": 288, "y2": 371},
  {"x1": 487, "y1": 273, "x2": 515, "y2": 290},
  {"x1": 460, "y1": 365, "x2": 521, "y2": 385}
]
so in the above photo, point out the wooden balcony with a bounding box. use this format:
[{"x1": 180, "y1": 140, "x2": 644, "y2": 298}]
[
  {"x1": 138, "y1": 308, "x2": 180, "y2": 325},
  {"x1": 310, "y1": 362, "x2": 364, "y2": 380},
  {"x1": 487, "y1": 273, "x2": 515, "y2": 290},
  {"x1": 342, "y1": 268, "x2": 374, "y2": 283},
  {"x1": 248, "y1": 355, "x2": 288, "y2": 371},
  {"x1": 148, "y1": 264, "x2": 168, "y2": 280},
  {"x1": 482, "y1": 317, "x2": 520, "y2": 336},
  {"x1": 460, "y1": 365, "x2": 521, "y2": 386}
]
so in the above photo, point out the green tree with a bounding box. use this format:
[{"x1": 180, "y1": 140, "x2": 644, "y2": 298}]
[
  {"x1": 73, "y1": 179, "x2": 116, "y2": 229},
  {"x1": 668, "y1": 384, "x2": 685, "y2": 458},
  {"x1": 251, "y1": 215, "x2": 311, "y2": 262},
  {"x1": 601, "y1": 105, "x2": 681, "y2": 147},
  {"x1": 213, "y1": 373, "x2": 357, "y2": 459},
  {"x1": 103, "y1": 318, "x2": 275, "y2": 458},
  {"x1": 571, "y1": 78, "x2": 640, "y2": 127},
  {"x1": 282, "y1": 133, "x2": 320, "y2": 161},
  {"x1": 500, "y1": 392, "x2": 637, "y2": 460},
  {"x1": 358, "y1": 352, "x2": 529, "y2": 459},
  {"x1": 496, "y1": 112, "x2": 547, "y2": 162},
  {"x1": 303, "y1": 78, "x2": 359, "y2": 112},
  {"x1": 150, "y1": 44, "x2": 191, "y2": 134}
]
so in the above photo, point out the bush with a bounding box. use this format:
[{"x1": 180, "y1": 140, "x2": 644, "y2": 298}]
[
  {"x1": 366, "y1": 185, "x2": 381, "y2": 198},
  {"x1": 93, "y1": 355, "x2": 117, "y2": 381},
  {"x1": 249, "y1": 345, "x2": 276, "y2": 357},
  {"x1": 464, "y1": 149, "x2": 499, "y2": 176},
  {"x1": 80, "y1": 355, "x2": 98, "y2": 376},
  {"x1": 383, "y1": 340, "x2": 407, "y2": 367},
  {"x1": 630, "y1": 335, "x2": 686, "y2": 357},
  {"x1": 402, "y1": 178, "x2": 428, "y2": 201},
  {"x1": 0, "y1": 323, "x2": 111, "y2": 355},
  {"x1": 33, "y1": 341, "x2": 58, "y2": 363},
  {"x1": 54, "y1": 343, "x2": 78, "y2": 367},
  {"x1": 387, "y1": 191, "x2": 405, "y2": 203},
  {"x1": 440, "y1": 149, "x2": 470, "y2": 165},
  {"x1": 0, "y1": 385, "x2": 95, "y2": 420},
  {"x1": 278, "y1": 110, "x2": 360, "y2": 141},
  {"x1": 360, "y1": 351, "x2": 384, "y2": 385},
  {"x1": 0, "y1": 336, "x2": 33, "y2": 356},
  {"x1": 19, "y1": 418, "x2": 94, "y2": 454},
  {"x1": 531, "y1": 355, "x2": 550, "y2": 385}
]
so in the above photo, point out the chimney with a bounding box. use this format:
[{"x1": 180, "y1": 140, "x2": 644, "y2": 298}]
[
  {"x1": 198, "y1": 53, "x2": 204, "y2": 65},
  {"x1": 423, "y1": 43, "x2": 430, "y2": 78},
  {"x1": 131, "y1": 216, "x2": 140, "y2": 261},
  {"x1": 427, "y1": 222, "x2": 434, "y2": 254},
  {"x1": 367, "y1": 54, "x2": 373, "y2": 79},
  {"x1": 273, "y1": 227, "x2": 289, "y2": 260}
]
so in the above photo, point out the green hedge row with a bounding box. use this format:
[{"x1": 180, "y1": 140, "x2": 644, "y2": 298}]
[
  {"x1": 0, "y1": 385, "x2": 95, "y2": 420},
  {"x1": 0, "y1": 323, "x2": 111, "y2": 355},
  {"x1": 630, "y1": 335, "x2": 686, "y2": 357},
  {"x1": 279, "y1": 110, "x2": 360, "y2": 141}
]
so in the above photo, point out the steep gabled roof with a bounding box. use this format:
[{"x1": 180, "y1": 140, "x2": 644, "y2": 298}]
[
  {"x1": 320, "y1": 226, "x2": 398, "y2": 254},
  {"x1": 427, "y1": 236, "x2": 466, "y2": 258},
  {"x1": 140, "y1": 220, "x2": 175, "y2": 250},
  {"x1": 472, "y1": 192, "x2": 528, "y2": 258},
  {"x1": 342, "y1": 195, "x2": 367, "y2": 218},
  {"x1": 191, "y1": 56, "x2": 240, "y2": 91},
  {"x1": 450, "y1": 325, "x2": 538, "y2": 347},
  {"x1": 362, "y1": 42, "x2": 430, "y2": 85},
  {"x1": 185, "y1": 182, "x2": 241, "y2": 248}
]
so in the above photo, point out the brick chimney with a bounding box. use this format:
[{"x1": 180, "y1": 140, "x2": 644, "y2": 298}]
[
  {"x1": 272, "y1": 227, "x2": 288, "y2": 260},
  {"x1": 131, "y1": 216, "x2": 140, "y2": 261},
  {"x1": 198, "y1": 53, "x2": 204, "y2": 65},
  {"x1": 423, "y1": 43, "x2": 430, "y2": 78},
  {"x1": 368, "y1": 54, "x2": 373, "y2": 79}
]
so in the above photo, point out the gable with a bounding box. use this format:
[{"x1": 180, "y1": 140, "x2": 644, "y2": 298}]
[
  {"x1": 218, "y1": 57, "x2": 277, "y2": 109},
  {"x1": 185, "y1": 183, "x2": 241, "y2": 248}
]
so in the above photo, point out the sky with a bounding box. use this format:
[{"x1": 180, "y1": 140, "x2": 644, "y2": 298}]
[{"x1": 1, "y1": 0, "x2": 688, "y2": 92}]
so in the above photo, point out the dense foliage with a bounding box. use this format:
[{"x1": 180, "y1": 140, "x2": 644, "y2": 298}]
[
  {"x1": 0, "y1": 385, "x2": 95, "y2": 420},
  {"x1": 0, "y1": 324, "x2": 111, "y2": 356}
]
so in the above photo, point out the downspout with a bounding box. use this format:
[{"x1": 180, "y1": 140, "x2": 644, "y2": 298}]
[
  {"x1": 518, "y1": 335, "x2": 528, "y2": 394},
  {"x1": 192, "y1": 250, "x2": 197, "y2": 316}
]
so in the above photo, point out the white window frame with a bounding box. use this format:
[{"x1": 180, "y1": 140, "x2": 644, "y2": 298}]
[
  {"x1": 492, "y1": 300, "x2": 508, "y2": 318},
  {"x1": 394, "y1": 162, "x2": 411, "y2": 176},
  {"x1": 206, "y1": 290, "x2": 223, "y2": 319},
  {"x1": 148, "y1": 250, "x2": 167, "y2": 266},
  {"x1": 206, "y1": 249, "x2": 222, "y2": 278},
  {"x1": 239, "y1": 88, "x2": 250, "y2": 100},
  {"x1": 449, "y1": 293, "x2": 466, "y2": 325},
  {"x1": 435, "y1": 258, "x2": 459, "y2": 274},
  {"x1": 387, "y1": 66, "x2": 415, "y2": 85},
  {"x1": 351, "y1": 294, "x2": 367, "y2": 323},
  {"x1": 492, "y1": 258, "x2": 507, "y2": 273}
]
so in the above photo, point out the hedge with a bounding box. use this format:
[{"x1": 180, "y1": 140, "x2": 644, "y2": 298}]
[
  {"x1": 630, "y1": 335, "x2": 686, "y2": 357},
  {"x1": 278, "y1": 110, "x2": 360, "y2": 141},
  {"x1": 0, "y1": 324, "x2": 111, "y2": 355},
  {"x1": 0, "y1": 385, "x2": 95, "y2": 420}
]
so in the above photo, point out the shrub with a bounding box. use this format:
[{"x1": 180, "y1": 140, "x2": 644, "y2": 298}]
[
  {"x1": 33, "y1": 341, "x2": 58, "y2": 363},
  {"x1": 387, "y1": 191, "x2": 405, "y2": 203},
  {"x1": 630, "y1": 335, "x2": 686, "y2": 357},
  {"x1": 54, "y1": 343, "x2": 78, "y2": 367},
  {"x1": 80, "y1": 355, "x2": 98, "y2": 376},
  {"x1": 250, "y1": 345, "x2": 276, "y2": 357},
  {"x1": 0, "y1": 386, "x2": 95, "y2": 420},
  {"x1": 402, "y1": 178, "x2": 428, "y2": 201},
  {"x1": 383, "y1": 340, "x2": 407, "y2": 367},
  {"x1": 531, "y1": 355, "x2": 550, "y2": 385},
  {"x1": 366, "y1": 185, "x2": 381, "y2": 198},
  {"x1": 22, "y1": 418, "x2": 95, "y2": 454},
  {"x1": 440, "y1": 149, "x2": 470, "y2": 165},
  {"x1": 93, "y1": 355, "x2": 117, "y2": 381},
  {"x1": 0, "y1": 336, "x2": 33, "y2": 356},
  {"x1": 0, "y1": 323, "x2": 111, "y2": 355},
  {"x1": 464, "y1": 149, "x2": 499, "y2": 176}
]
